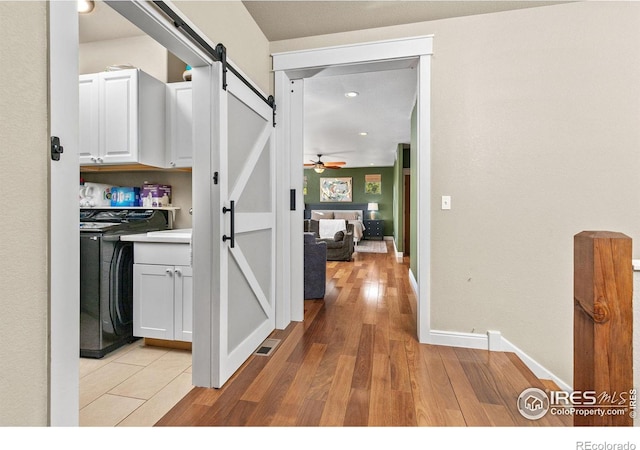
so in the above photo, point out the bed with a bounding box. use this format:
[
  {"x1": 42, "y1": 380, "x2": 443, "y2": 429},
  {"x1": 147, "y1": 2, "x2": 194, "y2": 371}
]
[{"x1": 308, "y1": 209, "x2": 366, "y2": 244}]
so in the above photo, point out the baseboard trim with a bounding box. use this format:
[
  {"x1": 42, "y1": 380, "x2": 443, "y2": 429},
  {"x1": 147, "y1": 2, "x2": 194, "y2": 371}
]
[
  {"x1": 392, "y1": 239, "x2": 404, "y2": 258},
  {"x1": 428, "y1": 330, "x2": 488, "y2": 350},
  {"x1": 144, "y1": 337, "x2": 192, "y2": 351},
  {"x1": 500, "y1": 335, "x2": 572, "y2": 393},
  {"x1": 426, "y1": 329, "x2": 571, "y2": 392},
  {"x1": 404, "y1": 271, "x2": 570, "y2": 391},
  {"x1": 408, "y1": 268, "x2": 418, "y2": 296}
]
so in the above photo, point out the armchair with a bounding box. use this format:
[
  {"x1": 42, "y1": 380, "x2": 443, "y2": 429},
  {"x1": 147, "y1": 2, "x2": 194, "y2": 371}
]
[{"x1": 318, "y1": 223, "x2": 354, "y2": 261}]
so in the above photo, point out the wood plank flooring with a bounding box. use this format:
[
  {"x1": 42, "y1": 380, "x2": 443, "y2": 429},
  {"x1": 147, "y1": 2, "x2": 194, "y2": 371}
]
[{"x1": 156, "y1": 241, "x2": 570, "y2": 427}]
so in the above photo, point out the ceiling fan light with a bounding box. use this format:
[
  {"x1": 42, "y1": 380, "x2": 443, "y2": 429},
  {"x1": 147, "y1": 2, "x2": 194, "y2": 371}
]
[
  {"x1": 314, "y1": 165, "x2": 325, "y2": 174},
  {"x1": 78, "y1": 0, "x2": 95, "y2": 14}
]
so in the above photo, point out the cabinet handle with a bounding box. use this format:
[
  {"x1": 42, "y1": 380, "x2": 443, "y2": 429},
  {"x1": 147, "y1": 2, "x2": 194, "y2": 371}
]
[
  {"x1": 96, "y1": 157, "x2": 103, "y2": 163},
  {"x1": 166, "y1": 268, "x2": 173, "y2": 276},
  {"x1": 90, "y1": 156, "x2": 97, "y2": 162},
  {"x1": 174, "y1": 268, "x2": 182, "y2": 276}
]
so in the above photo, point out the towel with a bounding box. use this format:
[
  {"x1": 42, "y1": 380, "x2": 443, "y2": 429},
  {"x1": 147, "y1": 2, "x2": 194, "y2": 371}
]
[{"x1": 319, "y1": 219, "x2": 346, "y2": 239}]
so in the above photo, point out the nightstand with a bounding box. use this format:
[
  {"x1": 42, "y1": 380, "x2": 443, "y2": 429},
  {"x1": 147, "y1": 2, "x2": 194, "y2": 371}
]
[{"x1": 363, "y1": 219, "x2": 383, "y2": 240}]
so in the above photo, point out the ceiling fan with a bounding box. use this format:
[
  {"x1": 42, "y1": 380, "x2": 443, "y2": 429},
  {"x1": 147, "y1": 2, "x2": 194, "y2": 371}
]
[{"x1": 304, "y1": 154, "x2": 346, "y2": 173}]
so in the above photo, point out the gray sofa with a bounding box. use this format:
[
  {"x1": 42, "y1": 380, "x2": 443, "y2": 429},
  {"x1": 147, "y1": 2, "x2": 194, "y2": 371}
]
[{"x1": 304, "y1": 232, "x2": 327, "y2": 299}]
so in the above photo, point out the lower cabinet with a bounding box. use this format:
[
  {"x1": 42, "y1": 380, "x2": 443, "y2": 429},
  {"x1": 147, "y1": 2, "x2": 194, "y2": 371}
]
[{"x1": 132, "y1": 243, "x2": 192, "y2": 342}]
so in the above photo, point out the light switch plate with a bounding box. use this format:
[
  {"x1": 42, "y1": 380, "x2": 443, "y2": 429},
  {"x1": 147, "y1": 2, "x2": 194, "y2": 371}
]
[{"x1": 441, "y1": 195, "x2": 451, "y2": 210}]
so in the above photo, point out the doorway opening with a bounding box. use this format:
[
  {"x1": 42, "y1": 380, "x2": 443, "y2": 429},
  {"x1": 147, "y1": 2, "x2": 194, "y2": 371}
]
[
  {"x1": 273, "y1": 35, "x2": 433, "y2": 342},
  {"x1": 300, "y1": 65, "x2": 417, "y2": 284},
  {"x1": 404, "y1": 168, "x2": 411, "y2": 258}
]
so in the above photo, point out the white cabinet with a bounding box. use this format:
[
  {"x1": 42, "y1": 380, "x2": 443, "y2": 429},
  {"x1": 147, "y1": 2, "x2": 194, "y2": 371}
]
[
  {"x1": 132, "y1": 243, "x2": 192, "y2": 342},
  {"x1": 79, "y1": 69, "x2": 165, "y2": 167},
  {"x1": 165, "y1": 82, "x2": 193, "y2": 168},
  {"x1": 78, "y1": 74, "x2": 99, "y2": 163}
]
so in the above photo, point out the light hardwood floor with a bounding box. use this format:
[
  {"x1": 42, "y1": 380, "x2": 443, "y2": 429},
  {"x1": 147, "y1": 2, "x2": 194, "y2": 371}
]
[{"x1": 156, "y1": 241, "x2": 570, "y2": 427}]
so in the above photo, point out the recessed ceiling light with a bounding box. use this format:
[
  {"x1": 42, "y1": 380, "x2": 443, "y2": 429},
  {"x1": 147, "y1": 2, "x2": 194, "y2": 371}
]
[
  {"x1": 359, "y1": 132, "x2": 368, "y2": 136},
  {"x1": 345, "y1": 91, "x2": 359, "y2": 98},
  {"x1": 78, "y1": 0, "x2": 95, "y2": 14}
]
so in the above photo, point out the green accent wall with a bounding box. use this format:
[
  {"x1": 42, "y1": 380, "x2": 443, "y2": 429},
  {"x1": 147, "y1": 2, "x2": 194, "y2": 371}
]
[{"x1": 304, "y1": 167, "x2": 395, "y2": 235}]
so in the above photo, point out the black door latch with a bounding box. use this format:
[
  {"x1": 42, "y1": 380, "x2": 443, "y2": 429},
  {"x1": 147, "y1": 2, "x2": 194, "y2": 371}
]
[{"x1": 51, "y1": 136, "x2": 64, "y2": 161}]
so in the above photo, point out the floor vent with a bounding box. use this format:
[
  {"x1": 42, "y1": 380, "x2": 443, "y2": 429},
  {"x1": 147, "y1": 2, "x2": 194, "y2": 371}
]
[{"x1": 254, "y1": 338, "x2": 281, "y2": 357}]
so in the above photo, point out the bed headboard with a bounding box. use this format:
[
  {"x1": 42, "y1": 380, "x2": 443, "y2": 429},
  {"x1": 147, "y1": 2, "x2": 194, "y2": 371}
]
[{"x1": 304, "y1": 203, "x2": 369, "y2": 221}]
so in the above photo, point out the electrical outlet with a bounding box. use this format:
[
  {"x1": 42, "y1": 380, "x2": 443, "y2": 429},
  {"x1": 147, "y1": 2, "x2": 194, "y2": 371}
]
[{"x1": 441, "y1": 195, "x2": 451, "y2": 210}]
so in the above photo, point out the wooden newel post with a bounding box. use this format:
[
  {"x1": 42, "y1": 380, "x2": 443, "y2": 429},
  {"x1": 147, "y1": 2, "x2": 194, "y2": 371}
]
[{"x1": 574, "y1": 231, "x2": 633, "y2": 426}]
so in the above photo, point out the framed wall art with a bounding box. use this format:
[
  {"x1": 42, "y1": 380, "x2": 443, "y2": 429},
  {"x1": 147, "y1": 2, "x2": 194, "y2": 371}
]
[
  {"x1": 365, "y1": 174, "x2": 382, "y2": 194},
  {"x1": 320, "y1": 177, "x2": 352, "y2": 202}
]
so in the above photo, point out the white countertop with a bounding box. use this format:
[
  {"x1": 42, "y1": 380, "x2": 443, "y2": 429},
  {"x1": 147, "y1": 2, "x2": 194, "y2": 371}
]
[{"x1": 121, "y1": 228, "x2": 192, "y2": 244}]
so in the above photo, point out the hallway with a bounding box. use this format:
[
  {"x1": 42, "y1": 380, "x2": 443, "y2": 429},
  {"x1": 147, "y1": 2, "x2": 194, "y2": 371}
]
[{"x1": 156, "y1": 241, "x2": 569, "y2": 426}]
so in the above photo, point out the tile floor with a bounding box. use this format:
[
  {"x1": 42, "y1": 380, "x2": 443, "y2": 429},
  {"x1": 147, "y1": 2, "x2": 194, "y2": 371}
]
[{"x1": 79, "y1": 340, "x2": 193, "y2": 427}]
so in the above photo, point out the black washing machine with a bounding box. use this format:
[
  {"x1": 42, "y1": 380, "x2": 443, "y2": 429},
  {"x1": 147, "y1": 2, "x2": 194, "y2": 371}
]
[{"x1": 79, "y1": 209, "x2": 169, "y2": 358}]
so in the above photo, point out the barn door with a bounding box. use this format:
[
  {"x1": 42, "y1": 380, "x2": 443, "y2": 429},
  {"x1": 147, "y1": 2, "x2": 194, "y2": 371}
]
[{"x1": 214, "y1": 64, "x2": 276, "y2": 387}]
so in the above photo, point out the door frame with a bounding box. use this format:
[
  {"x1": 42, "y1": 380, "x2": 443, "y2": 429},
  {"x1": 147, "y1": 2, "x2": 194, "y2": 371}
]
[
  {"x1": 49, "y1": 0, "x2": 80, "y2": 425},
  {"x1": 272, "y1": 36, "x2": 433, "y2": 341}
]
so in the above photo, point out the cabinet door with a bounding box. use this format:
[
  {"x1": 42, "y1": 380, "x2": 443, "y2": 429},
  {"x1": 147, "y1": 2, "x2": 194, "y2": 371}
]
[
  {"x1": 173, "y1": 265, "x2": 193, "y2": 342},
  {"x1": 166, "y1": 82, "x2": 193, "y2": 168},
  {"x1": 78, "y1": 74, "x2": 99, "y2": 164},
  {"x1": 133, "y1": 263, "x2": 175, "y2": 340},
  {"x1": 100, "y1": 69, "x2": 138, "y2": 164}
]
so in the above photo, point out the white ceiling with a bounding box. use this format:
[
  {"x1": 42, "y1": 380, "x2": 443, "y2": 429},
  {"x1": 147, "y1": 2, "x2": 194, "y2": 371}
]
[
  {"x1": 304, "y1": 62, "x2": 418, "y2": 168},
  {"x1": 80, "y1": 1, "x2": 571, "y2": 168},
  {"x1": 79, "y1": 1, "x2": 573, "y2": 44},
  {"x1": 242, "y1": 1, "x2": 572, "y2": 42},
  {"x1": 79, "y1": 1, "x2": 145, "y2": 44}
]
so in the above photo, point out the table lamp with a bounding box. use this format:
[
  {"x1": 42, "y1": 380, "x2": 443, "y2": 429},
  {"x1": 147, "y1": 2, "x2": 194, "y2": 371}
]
[{"x1": 367, "y1": 203, "x2": 378, "y2": 219}]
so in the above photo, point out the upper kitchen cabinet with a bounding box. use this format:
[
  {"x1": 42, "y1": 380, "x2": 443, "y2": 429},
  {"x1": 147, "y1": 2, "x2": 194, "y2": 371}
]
[
  {"x1": 165, "y1": 82, "x2": 193, "y2": 168},
  {"x1": 79, "y1": 69, "x2": 165, "y2": 167}
]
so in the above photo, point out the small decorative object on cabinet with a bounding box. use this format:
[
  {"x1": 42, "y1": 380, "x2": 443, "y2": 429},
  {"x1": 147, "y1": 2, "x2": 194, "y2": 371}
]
[
  {"x1": 363, "y1": 219, "x2": 383, "y2": 240},
  {"x1": 182, "y1": 65, "x2": 192, "y2": 81}
]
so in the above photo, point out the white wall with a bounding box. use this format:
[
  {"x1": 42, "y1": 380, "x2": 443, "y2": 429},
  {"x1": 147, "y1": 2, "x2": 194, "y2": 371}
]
[
  {"x1": 172, "y1": 1, "x2": 271, "y2": 94},
  {"x1": 0, "y1": 1, "x2": 49, "y2": 426},
  {"x1": 271, "y1": 1, "x2": 640, "y2": 385},
  {"x1": 80, "y1": 34, "x2": 170, "y2": 81}
]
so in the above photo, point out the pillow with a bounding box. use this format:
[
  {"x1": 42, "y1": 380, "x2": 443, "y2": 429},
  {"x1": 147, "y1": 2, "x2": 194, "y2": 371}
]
[
  {"x1": 334, "y1": 211, "x2": 358, "y2": 221},
  {"x1": 334, "y1": 231, "x2": 345, "y2": 241},
  {"x1": 311, "y1": 211, "x2": 333, "y2": 220}
]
